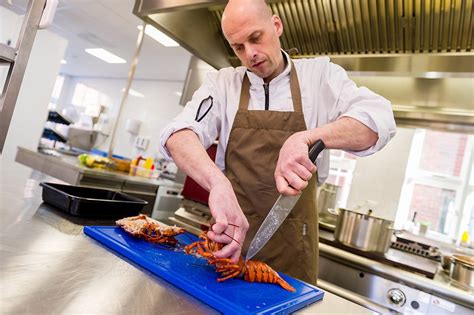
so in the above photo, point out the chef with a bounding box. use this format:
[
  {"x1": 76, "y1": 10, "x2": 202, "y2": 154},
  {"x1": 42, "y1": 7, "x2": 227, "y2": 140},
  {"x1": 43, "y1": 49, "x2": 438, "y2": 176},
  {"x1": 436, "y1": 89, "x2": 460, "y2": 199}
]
[{"x1": 160, "y1": 0, "x2": 396, "y2": 285}]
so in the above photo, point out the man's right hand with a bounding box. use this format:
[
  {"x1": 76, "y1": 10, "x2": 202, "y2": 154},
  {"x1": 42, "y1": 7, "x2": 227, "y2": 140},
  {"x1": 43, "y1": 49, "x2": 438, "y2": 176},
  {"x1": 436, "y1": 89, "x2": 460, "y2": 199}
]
[
  {"x1": 165, "y1": 130, "x2": 248, "y2": 263},
  {"x1": 206, "y1": 177, "x2": 249, "y2": 263}
]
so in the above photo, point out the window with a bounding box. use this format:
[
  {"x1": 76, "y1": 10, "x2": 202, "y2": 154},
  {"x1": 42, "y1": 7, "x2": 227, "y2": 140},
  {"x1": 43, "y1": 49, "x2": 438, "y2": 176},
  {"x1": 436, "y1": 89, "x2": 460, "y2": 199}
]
[
  {"x1": 395, "y1": 129, "x2": 473, "y2": 244},
  {"x1": 71, "y1": 82, "x2": 112, "y2": 117},
  {"x1": 48, "y1": 75, "x2": 65, "y2": 109},
  {"x1": 51, "y1": 75, "x2": 64, "y2": 101},
  {"x1": 326, "y1": 150, "x2": 357, "y2": 209}
]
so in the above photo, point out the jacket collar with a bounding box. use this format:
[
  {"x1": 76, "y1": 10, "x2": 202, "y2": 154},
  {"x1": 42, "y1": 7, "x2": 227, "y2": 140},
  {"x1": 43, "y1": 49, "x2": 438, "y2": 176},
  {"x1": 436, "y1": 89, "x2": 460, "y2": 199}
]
[{"x1": 246, "y1": 50, "x2": 291, "y2": 88}]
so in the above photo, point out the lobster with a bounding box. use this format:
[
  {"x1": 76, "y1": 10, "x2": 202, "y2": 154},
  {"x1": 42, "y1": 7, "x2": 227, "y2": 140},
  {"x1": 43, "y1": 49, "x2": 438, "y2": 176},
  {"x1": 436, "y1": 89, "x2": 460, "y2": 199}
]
[
  {"x1": 185, "y1": 233, "x2": 295, "y2": 292},
  {"x1": 116, "y1": 214, "x2": 185, "y2": 245}
]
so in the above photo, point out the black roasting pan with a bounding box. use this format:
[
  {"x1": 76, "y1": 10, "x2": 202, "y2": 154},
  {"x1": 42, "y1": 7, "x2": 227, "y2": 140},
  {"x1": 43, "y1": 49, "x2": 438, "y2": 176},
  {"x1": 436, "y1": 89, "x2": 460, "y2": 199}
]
[{"x1": 40, "y1": 182, "x2": 148, "y2": 218}]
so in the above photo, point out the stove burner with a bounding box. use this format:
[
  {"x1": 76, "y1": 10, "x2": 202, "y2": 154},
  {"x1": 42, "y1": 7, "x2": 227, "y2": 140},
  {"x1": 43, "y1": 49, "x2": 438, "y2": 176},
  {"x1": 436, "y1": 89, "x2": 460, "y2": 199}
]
[{"x1": 391, "y1": 237, "x2": 440, "y2": 261}]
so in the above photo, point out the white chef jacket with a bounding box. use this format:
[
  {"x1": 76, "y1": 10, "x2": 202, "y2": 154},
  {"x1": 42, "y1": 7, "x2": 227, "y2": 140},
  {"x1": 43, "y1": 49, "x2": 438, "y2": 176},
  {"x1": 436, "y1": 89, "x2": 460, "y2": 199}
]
[{"x1": 160, "y1": 51, "x2": 396, "y2": 183}]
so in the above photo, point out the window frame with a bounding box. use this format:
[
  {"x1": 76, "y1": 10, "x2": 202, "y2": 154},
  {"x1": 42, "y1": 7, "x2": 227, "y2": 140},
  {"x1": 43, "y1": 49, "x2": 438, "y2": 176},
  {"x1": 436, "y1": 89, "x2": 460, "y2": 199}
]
[{"x1": 395, "y1": 129, "x2": 473, "y2": 244}]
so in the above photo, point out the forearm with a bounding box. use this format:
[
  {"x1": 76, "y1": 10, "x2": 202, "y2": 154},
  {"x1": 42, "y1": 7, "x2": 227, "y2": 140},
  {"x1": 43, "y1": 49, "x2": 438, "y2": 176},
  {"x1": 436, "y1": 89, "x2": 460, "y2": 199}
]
[
  {"x1": 165, "y1": 129, "x2": 228, "y2": 191},
  {"x1": 306, "y1": 117, "x2": 378, "y2": 151}
]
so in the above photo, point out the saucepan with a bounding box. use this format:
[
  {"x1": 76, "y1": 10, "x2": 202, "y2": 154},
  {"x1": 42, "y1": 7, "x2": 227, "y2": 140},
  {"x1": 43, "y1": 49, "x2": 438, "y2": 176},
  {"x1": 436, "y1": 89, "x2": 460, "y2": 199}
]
[
  {"x1": 449, "y1": 254, "x2": 474, "y2": 290},
  {"x1": 329, "y1": 208, "x2": 400, "y2": 255}
]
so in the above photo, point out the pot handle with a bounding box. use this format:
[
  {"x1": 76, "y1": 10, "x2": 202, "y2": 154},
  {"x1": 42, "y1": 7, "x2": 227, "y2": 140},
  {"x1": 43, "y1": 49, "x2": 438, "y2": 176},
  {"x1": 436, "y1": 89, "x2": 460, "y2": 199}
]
[
  {"x1": 327, "y1": 208, "x2": 339, "y2": 215},
  {"x1": 388, "y1": 228, "x2": 404, "y2": 235}
]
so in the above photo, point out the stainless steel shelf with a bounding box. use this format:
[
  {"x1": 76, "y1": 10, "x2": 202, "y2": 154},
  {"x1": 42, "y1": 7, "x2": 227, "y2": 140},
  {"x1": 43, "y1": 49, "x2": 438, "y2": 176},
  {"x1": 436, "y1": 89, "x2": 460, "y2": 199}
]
[{"x1": 0, "y1": 43, "x2": 16, "y2": 63}]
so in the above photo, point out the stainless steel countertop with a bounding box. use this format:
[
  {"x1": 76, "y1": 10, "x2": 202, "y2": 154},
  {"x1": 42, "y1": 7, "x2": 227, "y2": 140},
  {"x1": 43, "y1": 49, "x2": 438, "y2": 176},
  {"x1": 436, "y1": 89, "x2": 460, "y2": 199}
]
[
  {"x1": 16, "y1": 146, "x2": 178, "y2": 187},
  {"x1": 0, "y1": 159, "x2": 374, "y2": 314}
]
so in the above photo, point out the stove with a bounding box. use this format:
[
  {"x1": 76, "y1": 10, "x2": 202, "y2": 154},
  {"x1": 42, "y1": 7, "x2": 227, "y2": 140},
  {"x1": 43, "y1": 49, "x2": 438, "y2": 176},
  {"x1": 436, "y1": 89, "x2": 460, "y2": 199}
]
[
  {"x1": 318, "y1": 229, "x2": 473, "y2": 314},
  {"x1": 168, "y1": 199, "x2": 211, "y2": 235},
  {"x1": 168, "y1": 145, "x2": 215, "y2": 235}
]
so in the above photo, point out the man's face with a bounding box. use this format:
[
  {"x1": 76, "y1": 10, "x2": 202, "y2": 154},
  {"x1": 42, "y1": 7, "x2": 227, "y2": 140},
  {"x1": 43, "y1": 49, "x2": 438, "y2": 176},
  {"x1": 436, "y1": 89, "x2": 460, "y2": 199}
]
[{"x1": 223, "y1": 14, "x2": 283, "y2": 81}]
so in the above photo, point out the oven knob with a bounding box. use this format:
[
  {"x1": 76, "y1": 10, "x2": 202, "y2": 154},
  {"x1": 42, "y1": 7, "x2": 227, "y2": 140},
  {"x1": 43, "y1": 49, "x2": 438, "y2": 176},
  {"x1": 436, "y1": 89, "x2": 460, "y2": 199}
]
[{"x1": 387, "y1": 289, "x2": 406, "y2": 306}]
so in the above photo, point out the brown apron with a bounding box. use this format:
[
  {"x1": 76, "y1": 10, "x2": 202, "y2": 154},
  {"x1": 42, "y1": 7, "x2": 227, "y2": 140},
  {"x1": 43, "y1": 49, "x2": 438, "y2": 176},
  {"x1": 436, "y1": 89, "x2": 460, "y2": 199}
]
[{"x1": 224, "y1": 62, "x2": 319, "y2": 285}]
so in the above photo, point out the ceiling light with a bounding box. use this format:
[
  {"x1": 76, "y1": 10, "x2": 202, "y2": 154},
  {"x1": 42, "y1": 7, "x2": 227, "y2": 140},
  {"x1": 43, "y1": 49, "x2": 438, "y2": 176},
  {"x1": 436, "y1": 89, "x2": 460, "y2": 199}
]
[
  {"x1": 174, "y1": 91, "x2": 182, "y2": 97},
  {"x1": 85, "y1": 48, "x2": 126, "y2": 64},
  {"x1": 422, "y1": 71, "x2": 443, "y2": 79},
  {"x1": 138, "y1": 25, "x2": 179, "y2": 47},
  {"x1": 61, "y1": 59, "x2": 67, "y2": 64},
  {"x1": 122, "y1": 88, "x2": 145, "y2": 98}
]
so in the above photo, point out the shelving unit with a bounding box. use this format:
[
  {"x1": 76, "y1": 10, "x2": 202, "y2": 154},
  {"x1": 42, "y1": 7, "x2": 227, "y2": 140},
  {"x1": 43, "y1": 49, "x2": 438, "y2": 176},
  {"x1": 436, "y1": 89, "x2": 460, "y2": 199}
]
[
  {"x1": 39, "y1": 110, "x2": 70, "y2": 148},
  {"x1": 0, "y1": 0, "x2": 48, "y2": 153},
  {"x1": 47, "y1": 110, "x2": 72, "y2": 125}
]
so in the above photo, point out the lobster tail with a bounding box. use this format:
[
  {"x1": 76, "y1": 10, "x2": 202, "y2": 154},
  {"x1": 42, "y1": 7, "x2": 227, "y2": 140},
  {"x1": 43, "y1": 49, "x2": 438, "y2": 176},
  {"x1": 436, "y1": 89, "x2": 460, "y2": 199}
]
[
  {"x1": 276, "y1": 278, "x2": 296, "y2": 293},
  {"x1": 243, "y1": 260, "x2": 296, "y2": 292}
]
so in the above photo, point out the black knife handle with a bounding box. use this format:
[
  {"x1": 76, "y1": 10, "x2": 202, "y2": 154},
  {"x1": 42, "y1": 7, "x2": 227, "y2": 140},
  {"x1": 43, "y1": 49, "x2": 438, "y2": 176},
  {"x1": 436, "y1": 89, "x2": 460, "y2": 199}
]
[{"x1": 309, "y1": 139, "x2": 326, "y2": 164}]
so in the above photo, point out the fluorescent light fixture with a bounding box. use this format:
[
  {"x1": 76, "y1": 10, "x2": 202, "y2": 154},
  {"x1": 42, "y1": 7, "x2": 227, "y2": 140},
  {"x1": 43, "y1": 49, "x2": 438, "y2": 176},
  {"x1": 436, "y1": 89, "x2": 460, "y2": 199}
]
[
  {"x1": 423, "y1": 71, "x2": 443, "y2": 79},
  {"x1": 122, "y1": 88, "x2": 145, "y2": 98},
  {"x1": 85, "y1": 48, "x2": 126, "y2": 64},
  {"x1": 138, "y1": 25, "x2": 179, "y2": 47},
  {"x1": 60, "y1": 59, "x2": 67, "y2": 64}
]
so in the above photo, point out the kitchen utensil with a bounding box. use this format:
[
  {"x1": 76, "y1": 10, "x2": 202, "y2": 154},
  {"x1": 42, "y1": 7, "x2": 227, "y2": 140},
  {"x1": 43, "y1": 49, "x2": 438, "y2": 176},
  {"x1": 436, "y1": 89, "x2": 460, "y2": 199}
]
[
  {"x1": 331, "y1": 207, "x2": 398, "y2": 254},
  {"x1": 245, "y1": 140, "x2": 326, "y2": 261},
  {"x1": 40, "y1": 182, "x2": 147, "y2": 218},
  {"x1": 317, "y1": 183, "x2": 340, "y2": 228},
  {"x1": 449, "y1": 254, "x2": 474, "y2": 290},
  {"x1": 84, "y1": 226, "x2": 324, "y2": 314},
  {"x1": 441, "y1": 254, "x2": 453, "y2": 270}
]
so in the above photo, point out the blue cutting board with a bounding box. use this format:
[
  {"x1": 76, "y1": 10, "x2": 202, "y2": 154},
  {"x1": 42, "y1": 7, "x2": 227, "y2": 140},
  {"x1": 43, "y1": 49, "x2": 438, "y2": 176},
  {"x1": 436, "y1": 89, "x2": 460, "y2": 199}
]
[{"x1": 84, "y1": 226, "x2": 324, "y2": 314}]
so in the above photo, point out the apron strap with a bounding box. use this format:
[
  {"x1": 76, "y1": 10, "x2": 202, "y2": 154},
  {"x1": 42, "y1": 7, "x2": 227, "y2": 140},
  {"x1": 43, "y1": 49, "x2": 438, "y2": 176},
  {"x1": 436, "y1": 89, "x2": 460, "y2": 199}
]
[
  {"x1": 289, "y1": 61, "x2": 303, "y2": 113},
  {"x1": 238, "y1": 60, "x2": 303, "y2": 113},
  {"x1": 238, "y1": 72, "x2": 251, "y2": 110}
]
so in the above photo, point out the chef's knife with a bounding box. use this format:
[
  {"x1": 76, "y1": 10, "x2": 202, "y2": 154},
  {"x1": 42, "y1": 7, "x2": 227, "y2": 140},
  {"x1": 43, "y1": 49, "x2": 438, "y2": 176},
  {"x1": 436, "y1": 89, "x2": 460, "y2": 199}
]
[{"x1": 245, "y1": 139, "x2": 326, "y2": 261}]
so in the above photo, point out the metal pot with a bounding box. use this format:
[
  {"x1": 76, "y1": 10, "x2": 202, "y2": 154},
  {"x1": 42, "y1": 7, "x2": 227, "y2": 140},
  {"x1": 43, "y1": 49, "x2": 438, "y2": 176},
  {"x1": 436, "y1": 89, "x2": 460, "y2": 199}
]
[
  {"x1": 441, "y1": 254, "x2": 452, "y2": 270},
  {"x1": 331, "y1": 208, "x2": 396, "y2": 255},
  {"x1": 449, "y1": 254, "x2": 474, "y2": 290},
  {"x1": 317, "y1": 183, "x2": 340, "y2": 227}
]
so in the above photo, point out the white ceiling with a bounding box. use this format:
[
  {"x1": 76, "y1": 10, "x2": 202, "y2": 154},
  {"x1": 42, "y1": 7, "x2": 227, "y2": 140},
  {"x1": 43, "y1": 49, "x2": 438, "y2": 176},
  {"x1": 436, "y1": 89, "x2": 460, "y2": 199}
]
[{"x1": 2, "y1": 0, "x2": 192, "y2": 81}]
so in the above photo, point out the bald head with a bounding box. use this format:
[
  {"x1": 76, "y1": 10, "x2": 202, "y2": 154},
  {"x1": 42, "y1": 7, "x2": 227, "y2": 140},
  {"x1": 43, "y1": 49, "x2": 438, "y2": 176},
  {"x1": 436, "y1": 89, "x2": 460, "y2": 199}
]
[
  {"x1": 221, "y1": 0, "x2": 285, "y2": 82},
  {"x1": 222, "y1": 0, "x2": 273, "y2": 36}
]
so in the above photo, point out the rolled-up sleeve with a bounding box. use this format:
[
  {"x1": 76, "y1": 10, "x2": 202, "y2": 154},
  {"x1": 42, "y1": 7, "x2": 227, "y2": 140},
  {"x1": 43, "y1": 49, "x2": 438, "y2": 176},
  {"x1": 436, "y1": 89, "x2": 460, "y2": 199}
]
[
  {"x1": 159, "y1": 73, "x2": 221, "y2": 160},
  {"x1": 326, "y1": 62, "x2": 396, "y2": 156}
]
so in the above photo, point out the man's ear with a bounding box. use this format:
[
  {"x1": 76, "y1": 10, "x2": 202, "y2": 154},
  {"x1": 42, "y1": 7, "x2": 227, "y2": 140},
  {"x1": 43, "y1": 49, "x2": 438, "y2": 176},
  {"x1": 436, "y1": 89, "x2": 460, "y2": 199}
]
[{"x1": 272, "y1": 15, "x2": 283, "y2": 37}]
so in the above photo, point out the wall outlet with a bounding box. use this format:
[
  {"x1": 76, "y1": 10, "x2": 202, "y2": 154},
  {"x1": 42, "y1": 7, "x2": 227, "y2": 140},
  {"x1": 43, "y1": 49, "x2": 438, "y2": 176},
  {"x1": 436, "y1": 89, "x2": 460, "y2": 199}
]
[{"x1": 134, "y1": 136, "x2": 150, "y2": 150}]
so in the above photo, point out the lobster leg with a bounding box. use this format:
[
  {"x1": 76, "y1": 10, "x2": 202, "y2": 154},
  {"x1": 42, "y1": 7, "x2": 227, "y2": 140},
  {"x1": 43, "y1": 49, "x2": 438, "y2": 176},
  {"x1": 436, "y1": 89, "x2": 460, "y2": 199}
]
[
  {"x1": 217, "y1": 270, "x2": 241, "y2": 282},
  {"x1": 184, "y1": 241, "x2": 199, "y2": 254}
]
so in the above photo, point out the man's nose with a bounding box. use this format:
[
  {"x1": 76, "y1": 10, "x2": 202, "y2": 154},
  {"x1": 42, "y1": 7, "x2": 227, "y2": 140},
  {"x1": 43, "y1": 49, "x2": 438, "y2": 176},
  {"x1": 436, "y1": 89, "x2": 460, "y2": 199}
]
[{"x1": 245, "y1": 44, "x2": 258, "y2": 61}]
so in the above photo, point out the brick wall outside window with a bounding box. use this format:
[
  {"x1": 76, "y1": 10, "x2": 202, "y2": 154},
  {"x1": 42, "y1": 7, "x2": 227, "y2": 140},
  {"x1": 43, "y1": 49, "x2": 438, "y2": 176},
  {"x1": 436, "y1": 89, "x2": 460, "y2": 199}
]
[
  {"x1": 408, "y1": 184, "x2": 456, "y2": 234},
  {"x1": 419, "y1": 131, "x2": 467, "y2": 176},
  {"x1": 408, "y1": 130, "x2": 468, "y2": 236}
]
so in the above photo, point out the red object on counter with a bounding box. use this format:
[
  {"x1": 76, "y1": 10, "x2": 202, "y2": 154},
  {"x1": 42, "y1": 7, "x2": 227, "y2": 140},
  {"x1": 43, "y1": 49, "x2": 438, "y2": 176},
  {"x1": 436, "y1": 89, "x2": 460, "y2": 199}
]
[{"x1": 180, "y1": 144, "x2": 217, "y2": 205}]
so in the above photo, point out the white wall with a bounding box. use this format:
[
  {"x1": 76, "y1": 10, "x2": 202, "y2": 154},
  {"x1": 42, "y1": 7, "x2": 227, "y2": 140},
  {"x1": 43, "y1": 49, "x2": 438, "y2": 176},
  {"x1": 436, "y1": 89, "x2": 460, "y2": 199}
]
[
  {"x1": 0, "y1": 7, "x2": 67, "y2": 163},
  {"x1": 0, "y1": 6, "x2": 23, "y2": 102},
  {"x1": 60, "y1": 77, "x2": 185, "y2": 159},
  {"x1": 346, "y1": 127, "x2": 415, "y2": 220}
]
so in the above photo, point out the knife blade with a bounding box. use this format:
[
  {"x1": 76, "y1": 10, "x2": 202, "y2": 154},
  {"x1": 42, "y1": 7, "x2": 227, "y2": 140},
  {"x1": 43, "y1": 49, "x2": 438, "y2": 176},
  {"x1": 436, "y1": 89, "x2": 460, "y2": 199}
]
[{"x1": 245, "y1": 139, "x2": 326, "y2": 261}]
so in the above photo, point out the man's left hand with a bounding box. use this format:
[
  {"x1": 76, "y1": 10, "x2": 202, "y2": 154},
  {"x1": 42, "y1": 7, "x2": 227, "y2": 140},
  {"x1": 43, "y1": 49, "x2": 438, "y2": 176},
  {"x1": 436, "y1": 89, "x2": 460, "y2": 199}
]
[{"x1": 274, "y1": 131, "x2": 317, "y2": 196}]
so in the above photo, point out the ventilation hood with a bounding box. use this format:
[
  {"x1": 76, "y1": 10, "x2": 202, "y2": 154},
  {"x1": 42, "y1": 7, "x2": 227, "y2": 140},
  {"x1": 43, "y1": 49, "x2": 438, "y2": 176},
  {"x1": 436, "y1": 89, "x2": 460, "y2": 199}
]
[{"x1": 133, "y1": 0, "x2": 474, "y2": 133}]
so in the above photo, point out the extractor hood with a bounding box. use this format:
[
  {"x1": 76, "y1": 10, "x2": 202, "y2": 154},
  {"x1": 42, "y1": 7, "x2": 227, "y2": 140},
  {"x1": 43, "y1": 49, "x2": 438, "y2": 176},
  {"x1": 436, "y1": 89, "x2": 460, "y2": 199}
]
[{"x1": 133, "y1": 0, "x2": 474, "y2": 133}]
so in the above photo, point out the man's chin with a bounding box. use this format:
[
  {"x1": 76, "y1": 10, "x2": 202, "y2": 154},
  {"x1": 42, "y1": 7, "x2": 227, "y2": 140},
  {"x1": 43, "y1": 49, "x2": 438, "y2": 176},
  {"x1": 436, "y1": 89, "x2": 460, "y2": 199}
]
[{"x1": 252, "y1": 69, "x2": 270, "y2": 79}]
